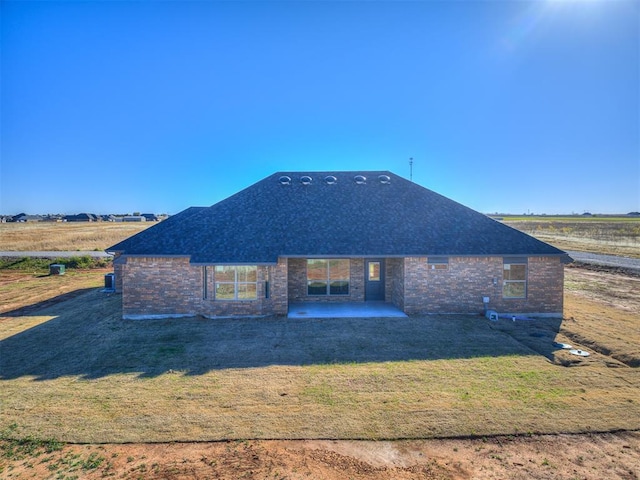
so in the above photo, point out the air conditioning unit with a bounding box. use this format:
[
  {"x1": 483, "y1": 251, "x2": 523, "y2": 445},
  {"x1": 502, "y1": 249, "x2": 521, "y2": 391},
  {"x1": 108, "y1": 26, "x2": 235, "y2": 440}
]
[
  {"x1": 104, "y1": 273, "x2": 115, "y2": 290},
  {"x1": 49, "y1": 264, "x2": 65, "y2": 275}
]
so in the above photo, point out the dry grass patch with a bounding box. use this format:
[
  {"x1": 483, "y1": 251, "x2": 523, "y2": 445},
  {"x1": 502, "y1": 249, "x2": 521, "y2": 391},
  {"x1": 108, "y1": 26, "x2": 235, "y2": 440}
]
[
  {"x1": 562, "y1": 267, "x2": 640, "y2": 367},
  {"x1": 0, "y1": 270, "x2": 110, "y2": 315},
  {"x1": 0, "y1": 222, "x2": 152, "y2": 251},
  {"x1": 1, "y1": 268, "x2": 639, "y2": 444},
  {"x1": 502, "y1": 217, "x2": 640, "y2": 258}
]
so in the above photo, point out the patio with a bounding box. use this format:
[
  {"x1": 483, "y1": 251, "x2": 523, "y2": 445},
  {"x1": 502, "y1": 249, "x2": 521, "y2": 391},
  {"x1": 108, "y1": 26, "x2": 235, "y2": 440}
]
[{"x1": 287, "y1": 301, "x2": 407, "y2": 319}]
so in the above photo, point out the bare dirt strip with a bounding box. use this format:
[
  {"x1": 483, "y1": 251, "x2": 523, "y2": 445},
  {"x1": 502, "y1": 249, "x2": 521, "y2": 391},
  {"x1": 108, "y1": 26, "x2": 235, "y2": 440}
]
[{"x1": 2, "y1": 432, "x2": 639, "y2": 479}]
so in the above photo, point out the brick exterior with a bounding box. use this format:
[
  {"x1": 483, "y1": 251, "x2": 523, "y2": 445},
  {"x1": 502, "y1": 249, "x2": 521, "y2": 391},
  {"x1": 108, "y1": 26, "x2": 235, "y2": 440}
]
[
  {"x1": 118, "y1": 255, "x2": 563, "y2": 318},
  {"x1": 120, "y1": 257, "x2": 288, "y2": 318},
  {"x1": 401, "y1": 256, "x2": 563, "y2": 316},
  {"x1": 386, "y1": 258, "x2": 404, "y2": 310},
  {"x1": 113, "y1": 255, "x2": 124, "y2": 293}
]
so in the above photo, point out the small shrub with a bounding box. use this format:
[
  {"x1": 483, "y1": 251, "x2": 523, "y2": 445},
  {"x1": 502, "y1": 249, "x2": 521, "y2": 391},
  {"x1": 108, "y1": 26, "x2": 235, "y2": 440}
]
[
  {"x1": 0, "y1": 256, "x2": 111, "y2": 272},
  {"x1": 0, "y1": 423, "x2": 63, "y2": 460},
  {"x1": 81, "y1": 452, "x2": 105, "y2": 470}
]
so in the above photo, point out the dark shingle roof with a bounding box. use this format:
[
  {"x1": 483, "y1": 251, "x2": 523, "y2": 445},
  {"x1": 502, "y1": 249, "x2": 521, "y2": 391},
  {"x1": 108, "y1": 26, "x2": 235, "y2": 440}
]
[{"x1": 107, "y1": 171, "x2": 566, "y2": 263}]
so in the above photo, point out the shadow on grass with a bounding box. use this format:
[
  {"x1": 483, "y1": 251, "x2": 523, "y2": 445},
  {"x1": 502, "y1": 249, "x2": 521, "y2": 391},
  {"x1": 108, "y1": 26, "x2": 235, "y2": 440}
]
[
  {"x1": 1, "y1": 288, "x2": 97, "y2": 317},
  {"x1": 0, "y1": 289, "x2": 564, "y2": 380}
]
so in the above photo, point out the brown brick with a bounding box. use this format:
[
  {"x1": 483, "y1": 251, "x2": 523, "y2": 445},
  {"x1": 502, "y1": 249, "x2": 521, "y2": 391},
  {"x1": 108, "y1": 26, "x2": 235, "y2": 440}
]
[{"x1": 120, "y1": 255, "x2": 563, "y2": 318}]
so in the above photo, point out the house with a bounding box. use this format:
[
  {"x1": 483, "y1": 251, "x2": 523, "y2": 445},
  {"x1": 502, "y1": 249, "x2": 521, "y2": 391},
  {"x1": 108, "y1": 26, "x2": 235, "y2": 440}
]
[
  {"x1": 65, "y1": 213, "x2": 98, "y2": 222},
  {"x1": 12, "y1": 213, "x2": 43, "y2": 222},
  {"x1": 122, "y1": 215, "x2": 147, "y2": 222},
  {"x1": 107, "y1": 171, "x2": 571, "y2": 319}
]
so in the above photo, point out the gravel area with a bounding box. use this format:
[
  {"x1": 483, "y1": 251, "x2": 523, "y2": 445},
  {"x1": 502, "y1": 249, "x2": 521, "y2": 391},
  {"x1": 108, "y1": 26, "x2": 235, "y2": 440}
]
[{"x1": 567, "y1": 251, "x2": 640, "y2": 273}]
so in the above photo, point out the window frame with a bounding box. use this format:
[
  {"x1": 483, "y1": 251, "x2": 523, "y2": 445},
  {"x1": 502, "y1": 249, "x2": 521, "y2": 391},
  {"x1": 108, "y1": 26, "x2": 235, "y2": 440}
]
[
  {"x1": 503, "y1": 259, "x2": 527, "y2": 299},
  {"x1": 307, "y1": 259, "x2": 350, "y2": 296},
  {"x1": 428, "y1": 257, "x2": 449, "y2": 271},
  {"x1": 214, "y1": 265, "x2": 258, "y2": 301},
  {"x1": 368, "y1": 261, "x2": 381, "y2": 281}
]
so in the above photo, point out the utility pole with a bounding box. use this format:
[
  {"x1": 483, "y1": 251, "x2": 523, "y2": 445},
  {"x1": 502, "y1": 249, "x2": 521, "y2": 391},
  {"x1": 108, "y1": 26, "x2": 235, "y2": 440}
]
[{"x1": 409, "y1": 157, "x2": 413, "y2": 182}]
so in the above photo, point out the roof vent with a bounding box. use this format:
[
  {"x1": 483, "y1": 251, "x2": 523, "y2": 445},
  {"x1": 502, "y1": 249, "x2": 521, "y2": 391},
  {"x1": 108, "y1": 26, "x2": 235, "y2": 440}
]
[
  {"x1": 278, "y1": 175, "x2": 292, "y2": 185},
  {"x1": 300, "y1": 175, "x2": 313, "y2": 185},
  {"x1": 324, "y1": 175, "x2": 337, "y2": 185},
  {"x1": 354, "y1": 175, "x2": 367, "y2": 185},
  {"x1": 378, "y1": 174, "x2": 391, "y2": 184}
]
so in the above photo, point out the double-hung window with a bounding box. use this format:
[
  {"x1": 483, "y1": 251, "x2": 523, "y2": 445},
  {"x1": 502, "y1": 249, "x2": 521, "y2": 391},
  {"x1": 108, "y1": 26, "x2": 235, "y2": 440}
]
[
  {"x1": 503, "y1": 259, "x2": 527, "y2": 298},
  {"x1": 307, "y1": 259, "x2": 350, "y2": 295},
  {"x1": 215, "y1": 266, "x2": 257, "y2": 300}
]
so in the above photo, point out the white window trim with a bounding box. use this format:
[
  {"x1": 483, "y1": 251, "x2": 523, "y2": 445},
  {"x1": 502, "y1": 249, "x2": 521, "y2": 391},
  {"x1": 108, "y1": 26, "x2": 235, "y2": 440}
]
[
  {"x1": 214, "y1": 266, "x2": 258, "y2": 301},
  {"x1": 503, "y1": 262, "x2": 527, "y2": 299}
]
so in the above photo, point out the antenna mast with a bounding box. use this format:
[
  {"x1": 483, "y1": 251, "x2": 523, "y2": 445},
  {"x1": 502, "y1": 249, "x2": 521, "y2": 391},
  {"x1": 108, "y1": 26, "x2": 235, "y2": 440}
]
[{"x1": 409, "y1": 157, "x2": 413, "y2": 182}]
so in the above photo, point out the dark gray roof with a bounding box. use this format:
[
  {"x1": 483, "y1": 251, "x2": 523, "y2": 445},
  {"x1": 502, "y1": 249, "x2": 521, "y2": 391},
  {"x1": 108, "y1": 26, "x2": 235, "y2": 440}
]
[{"x1": 107, "y1": 171, "x2": 566, "y2": 263}]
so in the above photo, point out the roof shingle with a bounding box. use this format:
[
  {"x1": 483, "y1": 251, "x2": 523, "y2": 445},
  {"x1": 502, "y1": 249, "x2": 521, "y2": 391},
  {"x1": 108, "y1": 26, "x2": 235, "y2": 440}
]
[{"x1": 107, "y1": 171, "x2": 565, "y2": 263}]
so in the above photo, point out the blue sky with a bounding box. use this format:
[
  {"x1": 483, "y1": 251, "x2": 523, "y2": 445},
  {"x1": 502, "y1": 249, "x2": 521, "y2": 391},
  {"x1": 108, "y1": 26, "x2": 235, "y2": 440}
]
[{"x1": 1, "y1": 0, "x2": 638, "y2": 215}]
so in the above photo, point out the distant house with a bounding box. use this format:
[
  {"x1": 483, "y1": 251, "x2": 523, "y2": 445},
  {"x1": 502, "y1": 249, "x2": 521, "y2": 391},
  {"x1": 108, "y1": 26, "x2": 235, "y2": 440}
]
[
  {"x1": 141, "y1": 213, "x2": 159, "y2": 221},
  {"x1": 12, "y1": 213, "x2": 43, "y2": 222},
  {"x1": 108, "y1": 171, "x2": 570, "y2": 319},
  {"x1": 101, "y1": 214, "x2": 117, "y2": 222},
  {"x1": 122, "y1": 215, "x2": 147, "y2": 222},
  {"x1": 65, "y1": 213, "x2": 98, "y2": 222}
]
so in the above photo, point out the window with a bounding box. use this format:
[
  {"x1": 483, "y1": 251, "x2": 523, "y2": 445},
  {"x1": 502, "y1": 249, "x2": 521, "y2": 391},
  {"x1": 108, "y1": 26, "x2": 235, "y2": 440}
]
[
  {"x1": 307, "y1": 259, "x2": 350, "y2": 295},
  {"x1": 503, "y1": 261, "x2": 527, "y2": 298},
  {"x1": 215, "y1": 266, "x2": 257, "y2": 300},
  {"x1": 428, "y1": 257, "x2": 449, "y2": 270},
  {"x1": 368, "y1": 261, "x2": 380, "y2": 281}
]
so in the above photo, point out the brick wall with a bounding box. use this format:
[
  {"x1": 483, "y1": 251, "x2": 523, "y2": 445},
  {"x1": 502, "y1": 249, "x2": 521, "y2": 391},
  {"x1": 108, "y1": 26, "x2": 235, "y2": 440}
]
[
  {"x1": 402, "y1": 256, "x2": 564, "y2": 316},
  {"x1": 264, "y1": 258, "x2": 289, "y2": 315},
  {"x1": 120, "y1": 255, "x2": 564, "y2": 318},
  {"x1": 123, "y1": 257, "x2": 202, "y2": 317},
  {"x1": 386, "y1": 258, "x2": 404, "y2": 310},
  {"x1": 121, "y1": 257, "x2": 288, "y2": 318},
  {"x1": 113, "y1": 254, "x2": 124, "y2": 293}
]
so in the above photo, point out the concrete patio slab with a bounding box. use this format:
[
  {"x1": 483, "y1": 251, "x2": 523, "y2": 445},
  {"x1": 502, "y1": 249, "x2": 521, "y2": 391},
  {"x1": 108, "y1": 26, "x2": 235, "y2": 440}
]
[{"x1": 288, "y1": 301, "x2": 407, "y2": 319}]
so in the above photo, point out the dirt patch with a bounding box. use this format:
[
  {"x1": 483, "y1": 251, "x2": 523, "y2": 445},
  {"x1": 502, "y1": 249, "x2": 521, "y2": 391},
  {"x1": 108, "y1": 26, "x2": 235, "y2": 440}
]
[{"x1": 2, "y1": 433, "x2": 639, "y2": 479}]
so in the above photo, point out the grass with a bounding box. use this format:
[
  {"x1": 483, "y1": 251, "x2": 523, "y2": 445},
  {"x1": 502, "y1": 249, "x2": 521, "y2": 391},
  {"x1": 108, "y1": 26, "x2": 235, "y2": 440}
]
[
  {"x1": 0, "y1": 219, "x2": 638, "y2": 447},
  {"x1": 0, "y1": 222, "x2": 152, "y2": 251},
  {"x1": 498, "y1": 216, "x2": 640, "y2": 258},
  {"x1": 0, "y1": 269, "x2": 639, "y2": 443},
  {"x1": 0, "y1": 255, "x2": 111, "y2": 272},
  {"x1": 0, "y1": 423, "x2": 63, "y2": 460},
  {"x1": 0, "y1": 423, "x2": 107, "y2": 479},
  {"x1": 495, "y1": 215, "x2": 640, "y2": 223},
  {"x1": 0, "y1": 269, "x2": 110, "y2": 315}
]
